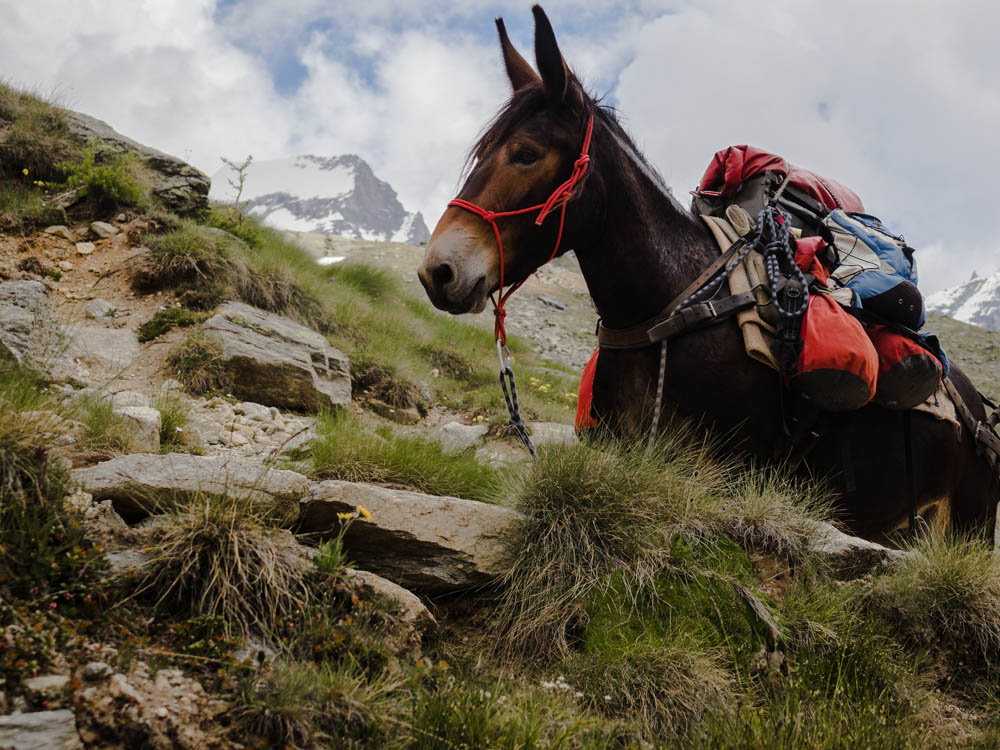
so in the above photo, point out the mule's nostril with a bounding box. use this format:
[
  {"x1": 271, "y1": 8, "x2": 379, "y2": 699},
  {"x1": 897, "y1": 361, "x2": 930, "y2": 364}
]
[{"x1": 431, "y1": 262, "x2": 454, "y2": 288}]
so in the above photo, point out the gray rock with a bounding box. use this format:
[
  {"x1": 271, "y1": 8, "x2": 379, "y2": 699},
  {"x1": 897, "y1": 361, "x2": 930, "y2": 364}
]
[
  {"x1": 299, "y1": 480, "x2": 519, "y2": 593},
  {"x1": 108, "y1": 389, "x2": 150, "y2": 409},
  {"x1": 74, "y1": 242, "x2": 95, "y2": 256},
  {"x1": 24, "y1": 674, "x2": 70, "y2": 703},
  {"x1": 366, "y1": 398, "x2": 421, "y2": 425},
  {"x1": 0, "y1": 709, "x2": 82, "y2": 750},
  {"x1": 438, "y1": 422, "x2": 489, "y2": 452},
  {"x1": 0, "y1": 280, "x2": 64, "y2": 370},
  {"x1": 113, "y1": 405, "x2": 161, "y2": 453},
  {"x1": 62, "y1": 325, "x2": 139, "y2": 379},
  {"x1": 57, "y1": 261, "x2": 74, "y2": 272},
  {"x1": 200, "y1": 302, "x2": 350, "y2": 411},
  {"x1": 81, "y1": 662, "x2": 113, "y2": 682},
  {"x1": 44, "y1": 225, "x2": 75, "y2": 242},
  {"x1": 105, "y1": 549, "x2": 151, "y2": 576},
  {"x1": 89, "y1": 221, "x2": 119, "y2": 239},
  {"x1": 66, "y1": 111, "x2": 210, "y2": 217},
  {"x1": 73, "y1": 453, "x2": 311, "y2": 520},
  {"x1": 528, "y1": 421, "x2": 576, "y2": 448},
  {"x1": 806, "y1": 521, "x2": 908, "y2": 578},
  {"x1": 346, "y1": 569, "x2": 436, "y2": 628},
  {"x1": 84, "y1": 298, "x2": 115, "y2": 320},
  {"x1": 234, "y1": 401, "x2": 272, "y2": 422}
]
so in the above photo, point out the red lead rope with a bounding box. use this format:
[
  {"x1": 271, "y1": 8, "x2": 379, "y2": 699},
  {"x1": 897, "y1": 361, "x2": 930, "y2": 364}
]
[{"x1": 448, "y1": 109, "x2": 594, "y2": 346}]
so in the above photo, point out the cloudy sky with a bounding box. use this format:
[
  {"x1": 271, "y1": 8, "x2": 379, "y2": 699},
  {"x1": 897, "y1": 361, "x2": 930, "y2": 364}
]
[{"x1": 2, "y1": 0, "x2": 998, "y2": 293}]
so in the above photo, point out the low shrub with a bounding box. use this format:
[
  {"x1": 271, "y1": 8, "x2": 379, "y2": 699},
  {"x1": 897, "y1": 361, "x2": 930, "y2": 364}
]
[{"x1": 57, "y1": 144, "x2": 143, "y2": 206}]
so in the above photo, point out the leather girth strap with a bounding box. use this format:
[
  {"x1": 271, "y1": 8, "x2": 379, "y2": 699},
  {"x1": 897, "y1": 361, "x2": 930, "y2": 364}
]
[
  {"x1": 944, "y1": 377, "x2": 1000, "y2": 471},
  {"x1": 597, "y1": 238, "x2": 757, "y2": 350}
]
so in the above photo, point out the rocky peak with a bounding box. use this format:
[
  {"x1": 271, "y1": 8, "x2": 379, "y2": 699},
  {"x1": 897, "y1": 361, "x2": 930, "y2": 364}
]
[
  {"x1": 926, "y1": 269, "x2": 1000, "y2": 330},
  {"x1": 209, "y1": 153, "x2": 429, "y2": 245}
]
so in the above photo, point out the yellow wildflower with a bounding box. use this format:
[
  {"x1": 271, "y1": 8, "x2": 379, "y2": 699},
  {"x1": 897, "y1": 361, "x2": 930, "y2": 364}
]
[
  {"x1": 336, "y1": 512, "x2": 354, "y2": 521},
  {"x1": 21, "y1": 168, "x2": 28, "y2": 176},
  {"x1": 357, "y1": 504, "x2": 372, "y2": 522}
]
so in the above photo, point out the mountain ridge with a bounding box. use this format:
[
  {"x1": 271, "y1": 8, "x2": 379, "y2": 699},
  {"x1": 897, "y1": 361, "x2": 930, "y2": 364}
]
[
  {"x1": 926, "y1": 269, "x2": 1000, "y2": 331},
  {"x1": 209, "y1": 153, "x2": 430, "y2": 245}
]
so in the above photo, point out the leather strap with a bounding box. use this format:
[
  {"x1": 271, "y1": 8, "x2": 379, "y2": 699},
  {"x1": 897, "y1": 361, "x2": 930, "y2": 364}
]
[
  {"x1": 597, "y1": 290, "x2": 758, "y2": 349},
  {"x1": 596, "y1": 238, "x2": 750, "y2": 350},
  {"x1": 944, "y1": 377, "x2": 1000, "y2": 469}
]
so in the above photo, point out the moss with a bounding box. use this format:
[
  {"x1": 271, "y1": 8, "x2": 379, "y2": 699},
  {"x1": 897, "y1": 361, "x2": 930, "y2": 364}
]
[{"x1": 137, "y1": 307, "x2": 209, "y2": 343}]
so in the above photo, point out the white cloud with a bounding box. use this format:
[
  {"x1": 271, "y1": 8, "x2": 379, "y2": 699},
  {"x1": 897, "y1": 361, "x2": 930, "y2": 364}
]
[{"x1": 0, "y1": 0, "x2": 997, "y2": 294}]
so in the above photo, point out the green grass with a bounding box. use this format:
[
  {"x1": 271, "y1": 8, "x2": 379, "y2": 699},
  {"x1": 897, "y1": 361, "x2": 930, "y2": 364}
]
[
  {"x1": 168, "y1": 331, "x2": 230, "y2": 395},
  {"x1": 303, "y1": 410, "x2": 501, "y2": 503},
  {"x1": 152, "y1": 391, "x2": 192, "y2": 453},
  {"x1": 57, "y1": 143, "x2": 143, "y2": 207},
  {"x1": 927, "y1": 312, "x2": 1000, "y2": 403},
  {"x1": 68, "y1": 394, "x2": 139, "y2": 453}
]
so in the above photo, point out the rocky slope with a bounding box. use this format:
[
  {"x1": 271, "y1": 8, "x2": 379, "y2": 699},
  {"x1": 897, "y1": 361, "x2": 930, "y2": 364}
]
[
  {"x1": 926, "y1": 269, "x2": 1000, "y2": 330},
  {"x1": 209, "y1": 154, "x2": 429, "y2": 245}
]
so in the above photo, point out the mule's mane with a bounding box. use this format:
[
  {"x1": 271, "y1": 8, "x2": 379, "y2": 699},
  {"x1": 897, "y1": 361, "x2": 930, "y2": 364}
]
[{"x1": 467, "y1": 81, "x2": 683, "y2": 215}]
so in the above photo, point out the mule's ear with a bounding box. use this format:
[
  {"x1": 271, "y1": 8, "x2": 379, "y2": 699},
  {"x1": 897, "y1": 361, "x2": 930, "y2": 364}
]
[
  {"x1": 496, "y1": 18, "x2": 538, "y2": 92},
  {"x1": 532, "y1": 5, "x2": 569, "y2": 106}
]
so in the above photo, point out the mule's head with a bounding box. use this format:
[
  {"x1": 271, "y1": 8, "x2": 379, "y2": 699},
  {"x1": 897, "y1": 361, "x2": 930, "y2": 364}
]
[{"x1": 418, "y1": 5, "x2": 593, "y2": 314}]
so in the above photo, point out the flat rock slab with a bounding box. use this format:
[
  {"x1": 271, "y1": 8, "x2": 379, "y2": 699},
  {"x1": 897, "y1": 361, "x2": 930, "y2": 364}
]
[
  {"x1": 201, "y1": 302, "x2": 351, "y2": 411},
  {"x1": 0, "y1": 280, "x2": 64, "y2": 370},
  {"x1": 299, "y1": 480, "x2": 520, "y2": 593},
  {"x1": 62, "y1": 325, "x2": 139, "y2": 381},
  {"x1": 73, "y1": 453, "x2": 311, "y2": 521},
  {"x1": 0, "y1": 709, "x2": 82, "y2": 750},
  {"x1": 346, "y1": 568, "x2": 436, "y2": 628}
]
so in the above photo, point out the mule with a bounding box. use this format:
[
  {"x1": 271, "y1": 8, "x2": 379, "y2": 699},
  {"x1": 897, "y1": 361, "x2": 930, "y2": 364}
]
[{"x1": 417, "y1": 5, "x2": 999, "y2": 541}]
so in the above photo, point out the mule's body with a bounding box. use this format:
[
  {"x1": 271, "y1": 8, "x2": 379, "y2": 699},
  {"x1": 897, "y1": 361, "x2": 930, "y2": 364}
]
[{"x1": 418, "y1": 6, "x2": 999, "y2": 540}]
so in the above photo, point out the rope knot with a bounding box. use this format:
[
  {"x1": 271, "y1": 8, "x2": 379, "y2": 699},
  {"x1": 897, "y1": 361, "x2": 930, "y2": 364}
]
[
  {"x1": 482, "y1": 210, "x2": 495, "y2": 222},
  {"x1": 575, "y1": 155, "x2": 590, "y2": 169}
]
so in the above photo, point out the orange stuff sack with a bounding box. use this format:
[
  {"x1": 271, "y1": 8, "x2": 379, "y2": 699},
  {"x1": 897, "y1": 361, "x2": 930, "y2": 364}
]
[
  {"x1": 867, "y1": 325, "x2": 942, "y2": 410},
  {"x1": 790, "y1": 293, "x2": 878, "y2": 411},
  {"x1": 575, "y1": 348, "x2": 600, "y2": 432}
]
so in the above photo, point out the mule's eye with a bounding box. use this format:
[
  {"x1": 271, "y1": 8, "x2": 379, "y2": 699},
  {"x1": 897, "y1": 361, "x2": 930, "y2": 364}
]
[{"x1": 511, "y1": 147, "x2": 539, "y2": 166}]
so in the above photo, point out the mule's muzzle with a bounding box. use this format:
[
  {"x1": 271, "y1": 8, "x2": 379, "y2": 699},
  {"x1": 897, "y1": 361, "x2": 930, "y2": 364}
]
[{"x1": 418, "y1": 227, "x2": 493, "y2": 314}]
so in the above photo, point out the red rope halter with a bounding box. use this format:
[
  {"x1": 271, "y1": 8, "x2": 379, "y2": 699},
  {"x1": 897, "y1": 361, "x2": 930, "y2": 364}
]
[{"x1": 448, "y1": 109, "x2": 594, "y2": 346}]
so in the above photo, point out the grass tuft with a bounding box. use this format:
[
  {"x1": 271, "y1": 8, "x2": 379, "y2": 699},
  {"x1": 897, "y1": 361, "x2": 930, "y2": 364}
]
[
  {"x1": 135, "y1": 493, "x2": 309, "y2": 639},
  {"x1": 167, "y1": 331, "x2": 230, "y2": 395},
  {"x1": 869, "y1": 532, "x2": 1000, "y2": 675},
  {"x1": 137, "y1": 307, "x2": 208, "y2": 343},
  {"x1": 304, "y1": 411, "x2": 500, "y2": 503}
]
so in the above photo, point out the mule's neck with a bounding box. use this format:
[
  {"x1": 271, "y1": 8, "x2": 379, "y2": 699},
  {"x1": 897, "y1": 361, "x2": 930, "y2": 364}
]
[{"x1": 570, "y1": 119, "x2": 719, "y2": 330}]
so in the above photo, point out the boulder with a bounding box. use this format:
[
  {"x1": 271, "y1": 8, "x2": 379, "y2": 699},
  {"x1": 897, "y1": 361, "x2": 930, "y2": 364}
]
[
  {"x1": 0, "y1": 280, "x2": 64, "y2": 370},
  {"x1": 0, "y1": 709, "x2": 82, "y2": 750},
  {"x1": 299, "y1": 480, "x2": 519, "y2": 593},
  {"x1": 24, "y1": 674, "x2": 70, "y2": 705},
  {"x1": 200, "y1": 302, "x2": 350, "y2": 411},
  {"x1": 113, "y1": 405, "x2": 161, "y2": 453},
  {"x1": 438, "y1": 422, "x2": 489, "y2": 453},
  {"x1": 66, "y1": 111, "x2": 210, "y2": 217},
  {"x1": 806, "y1": 521, "x2": 908, "y2": 578},
  {"x1": 72, "y1": 453, "x2": 311, "y2": 521},
  {"x1": 108, "y1": 390, "x2": 150, "y2": 409},
  {"x1": 75, "y1": 242, "x2": 95, "y2": 256},
  {"x1": 62, "y1": 325, "x2": 139, "y2": 381}
]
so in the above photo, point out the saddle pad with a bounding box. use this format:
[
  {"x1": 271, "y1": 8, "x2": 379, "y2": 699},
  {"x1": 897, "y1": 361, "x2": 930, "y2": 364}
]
[{"x1": 701, "y1": 214, "x2": 959, "y2": 429}]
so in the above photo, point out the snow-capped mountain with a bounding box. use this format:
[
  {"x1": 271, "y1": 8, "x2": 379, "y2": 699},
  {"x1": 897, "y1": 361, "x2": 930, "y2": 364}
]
[
  {"x1": 926, "y1": 270, "x2": 1000, "y2": 330},
  {"x1": 209, "y1": 154, "x2": 430, "y2": 245}
]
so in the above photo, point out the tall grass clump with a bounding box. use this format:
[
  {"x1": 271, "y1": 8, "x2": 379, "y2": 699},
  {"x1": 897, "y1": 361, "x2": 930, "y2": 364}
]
[
  {"x1": 869, "y1": 532, "x2": 1000, "y2": 675},
  {"x1": 135, "y1": 493, "x2": 309, "y2": 639},
  {"x1": 491, "y1": 434, "x2": 727, "y2": 659},
  {"x1": 70, "y1": 394, "x2": 138, "y2": 453},
  {"x1": 0, "y1": 81, "x2": 77, "y2": 179},
  {"x1": 305, "y1": 411, "x2": 500, "y2": 503},
  {"x1": 237, "y1": 660, "x2": 394, "y2": 748},
  {"x1": 57, "y1": 144, "x2": 144, "y2": 206}
]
